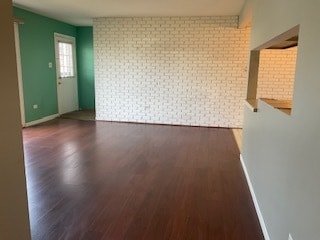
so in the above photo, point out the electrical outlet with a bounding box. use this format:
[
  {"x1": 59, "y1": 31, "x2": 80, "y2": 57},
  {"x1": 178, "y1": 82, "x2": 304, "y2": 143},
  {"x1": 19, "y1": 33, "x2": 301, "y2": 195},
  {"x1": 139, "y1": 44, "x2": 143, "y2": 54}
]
[
  {"x1": 33, "y1": 104, "x2": 38, "y2": 109},
  {"x1": 48, "y1": 62, "x2": 53, "y2": 68},
  {"x1": 288, "y1": 233, "x2": 293, "y2": 240}
]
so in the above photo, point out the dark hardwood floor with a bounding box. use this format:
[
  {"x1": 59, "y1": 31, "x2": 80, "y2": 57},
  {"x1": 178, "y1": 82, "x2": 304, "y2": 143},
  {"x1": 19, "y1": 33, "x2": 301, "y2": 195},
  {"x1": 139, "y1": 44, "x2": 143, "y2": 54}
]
[{"x1": 23, "y1": 119, "x2": 263, "y2": 240}]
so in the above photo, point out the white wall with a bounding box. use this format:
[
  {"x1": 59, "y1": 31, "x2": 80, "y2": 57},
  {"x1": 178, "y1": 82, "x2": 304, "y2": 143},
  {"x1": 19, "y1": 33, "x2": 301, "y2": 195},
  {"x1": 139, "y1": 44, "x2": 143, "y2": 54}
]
[
  {"x1": 94, "y1": 17, "x2": 250, "y2": 128},
  {"x1": 257, "y1": 47, "x2": 297, "y2": 100},
  {"x1": 241, "y1": 0, "x2": 320, "y2": 239},
  {"x1": 0, "y1": 0, "x2": 31, "y2": 239}
]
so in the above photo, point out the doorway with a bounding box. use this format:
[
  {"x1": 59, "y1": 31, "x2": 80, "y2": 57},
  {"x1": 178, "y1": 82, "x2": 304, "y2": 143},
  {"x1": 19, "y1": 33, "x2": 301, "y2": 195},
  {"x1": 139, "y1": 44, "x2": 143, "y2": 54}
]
[
  {"x1": 54, "y1": 33, "x2": 78, "y2": 115},
  {"x1": 14, "y1": 22, "x2": 26, "y2": 126}
]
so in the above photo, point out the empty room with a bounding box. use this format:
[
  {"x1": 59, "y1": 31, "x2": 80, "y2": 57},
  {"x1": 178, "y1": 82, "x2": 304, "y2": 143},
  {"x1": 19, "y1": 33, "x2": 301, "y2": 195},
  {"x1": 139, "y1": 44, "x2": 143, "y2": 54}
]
[{"x1": 1, "y1": 0, "x2": 320, "y2": 240}]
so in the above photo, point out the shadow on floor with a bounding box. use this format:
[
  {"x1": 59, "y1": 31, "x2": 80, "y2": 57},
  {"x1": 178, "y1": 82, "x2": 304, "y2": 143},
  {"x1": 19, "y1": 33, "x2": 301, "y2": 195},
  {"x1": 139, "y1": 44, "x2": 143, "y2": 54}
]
[{"x1": 59, "y1": 110, "x2": 95, "y2": 121}]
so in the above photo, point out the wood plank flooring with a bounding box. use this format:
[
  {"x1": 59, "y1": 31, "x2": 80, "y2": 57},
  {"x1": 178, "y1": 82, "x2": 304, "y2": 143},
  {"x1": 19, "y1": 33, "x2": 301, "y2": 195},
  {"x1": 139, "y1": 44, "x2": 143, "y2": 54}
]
[
  {"x1": 23, "y1": 119, "x2": 263, "y2": 240},
  {"x1": 231, "y1": 128, "x2": 242, "y2": 152}
]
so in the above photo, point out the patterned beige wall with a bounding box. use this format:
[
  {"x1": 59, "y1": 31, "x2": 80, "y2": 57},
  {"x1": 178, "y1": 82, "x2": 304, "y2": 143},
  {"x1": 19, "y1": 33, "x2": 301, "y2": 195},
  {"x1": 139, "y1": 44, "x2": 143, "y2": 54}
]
[
  {"x1": 94, "y1": 17, "x2": 250, "y2": 127},
  {"x1": 257, "y1": 47, "x2": 297, "y2": 100}
]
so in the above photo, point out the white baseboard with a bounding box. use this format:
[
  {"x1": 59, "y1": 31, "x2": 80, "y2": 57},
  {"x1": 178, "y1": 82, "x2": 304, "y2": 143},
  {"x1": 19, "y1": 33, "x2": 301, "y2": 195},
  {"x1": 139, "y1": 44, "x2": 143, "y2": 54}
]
[
  {"x1": 24, "y1": 114, "x2": 59, "y2": 127},
  {"x1": 240, "y1": 154, "x2": 270, "y2": 240}
]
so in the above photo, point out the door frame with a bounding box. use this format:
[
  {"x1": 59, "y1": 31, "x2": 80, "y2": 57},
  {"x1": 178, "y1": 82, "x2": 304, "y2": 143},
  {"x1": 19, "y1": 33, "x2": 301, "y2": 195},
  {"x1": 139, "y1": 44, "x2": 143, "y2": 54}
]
[
  {"x1": 14, "y1": 22, "x2": 26, "y2": 127},
  {"x1": 54, "y1": 33, "x2": 78, "y2": 115}
]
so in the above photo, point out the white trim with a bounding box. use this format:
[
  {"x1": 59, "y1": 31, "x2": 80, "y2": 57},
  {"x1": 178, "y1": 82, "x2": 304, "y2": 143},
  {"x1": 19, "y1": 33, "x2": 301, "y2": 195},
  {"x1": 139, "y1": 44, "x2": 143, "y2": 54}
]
[
  {"x1": 14, "y1": 22, "x2": 26, "y2": 127},
  {"x1": 240, "y1": 154, "x2": 270, "y2": 240},
  {"x1": 24, "y1": 114, "x2": 59, "y2": 127}
]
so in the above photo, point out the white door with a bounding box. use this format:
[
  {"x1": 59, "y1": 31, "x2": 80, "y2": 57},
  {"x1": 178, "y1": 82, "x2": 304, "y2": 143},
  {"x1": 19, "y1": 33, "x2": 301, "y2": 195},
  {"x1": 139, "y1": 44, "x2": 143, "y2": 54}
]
[{"x1": 54, "y1": 33, "x2": 78, "y2": 115}]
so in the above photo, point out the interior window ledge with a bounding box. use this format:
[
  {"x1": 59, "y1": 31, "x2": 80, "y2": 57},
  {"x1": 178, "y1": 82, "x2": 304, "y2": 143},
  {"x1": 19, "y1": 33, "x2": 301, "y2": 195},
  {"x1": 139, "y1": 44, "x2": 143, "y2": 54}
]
[
  {"x1": 260, "y1": 98, "x2": 292, "y2": 115},
  {"x1": 245, "y1": 98, "x2": 292, "y2": 115}
]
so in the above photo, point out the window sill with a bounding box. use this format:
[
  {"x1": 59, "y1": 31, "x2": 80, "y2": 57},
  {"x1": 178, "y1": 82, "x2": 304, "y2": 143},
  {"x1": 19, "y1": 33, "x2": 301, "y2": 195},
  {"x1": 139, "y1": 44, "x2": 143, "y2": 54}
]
[
  {"x1": 245, "y1": 98, "x2": 292, "y2": 115},
  {"x1": 260, "y1": 98, "x2": 292, "y2": 115}
]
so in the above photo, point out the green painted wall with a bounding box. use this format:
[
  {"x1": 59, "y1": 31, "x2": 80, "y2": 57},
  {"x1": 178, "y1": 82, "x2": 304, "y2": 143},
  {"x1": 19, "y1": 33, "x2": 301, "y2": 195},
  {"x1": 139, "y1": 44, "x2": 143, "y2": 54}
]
[
  {"x1": 13, "y1": 7, "x2": 77, "y2": 123},
  {"x1": 76, "y1": 27, "x2": 95, "y2": 109}
]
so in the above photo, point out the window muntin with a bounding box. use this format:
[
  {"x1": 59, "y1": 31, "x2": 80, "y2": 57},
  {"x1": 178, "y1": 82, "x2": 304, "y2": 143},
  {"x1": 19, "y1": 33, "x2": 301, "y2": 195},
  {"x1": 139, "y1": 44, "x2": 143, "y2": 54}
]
[{"x1": 58, "y1": 42, "x2": 74, "y2": 78}]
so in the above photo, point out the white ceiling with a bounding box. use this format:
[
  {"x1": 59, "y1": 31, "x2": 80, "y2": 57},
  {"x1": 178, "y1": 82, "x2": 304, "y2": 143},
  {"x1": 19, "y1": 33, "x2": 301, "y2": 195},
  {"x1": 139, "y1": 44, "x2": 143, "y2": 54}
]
[{"x1": 13, "y1": 0, "x2": 246, "y2": 26}]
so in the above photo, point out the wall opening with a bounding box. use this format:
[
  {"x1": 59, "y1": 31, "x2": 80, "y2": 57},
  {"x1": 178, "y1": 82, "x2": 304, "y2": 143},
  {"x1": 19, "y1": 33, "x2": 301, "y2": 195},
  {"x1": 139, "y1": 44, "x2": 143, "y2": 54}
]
[{"x1": 246, "y1": 25, "x2": 300, "y2": 115}]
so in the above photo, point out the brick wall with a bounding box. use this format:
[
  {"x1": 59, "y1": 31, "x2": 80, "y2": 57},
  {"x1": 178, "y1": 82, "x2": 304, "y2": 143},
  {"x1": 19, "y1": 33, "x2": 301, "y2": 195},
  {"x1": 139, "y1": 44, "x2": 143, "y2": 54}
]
[
  {"x1": 257, "y1": 47, "x2": 297, "y2": 100},
  {"x1": 93, "y1": 17, "x2": 250, "y2": 127}
]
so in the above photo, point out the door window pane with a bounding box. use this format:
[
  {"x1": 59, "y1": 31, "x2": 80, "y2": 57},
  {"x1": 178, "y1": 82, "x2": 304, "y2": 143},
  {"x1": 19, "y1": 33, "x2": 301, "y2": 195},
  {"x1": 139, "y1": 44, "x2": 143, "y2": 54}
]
[{"x1": 58, "y1": 42, "x2": 74, "y2": 78}]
